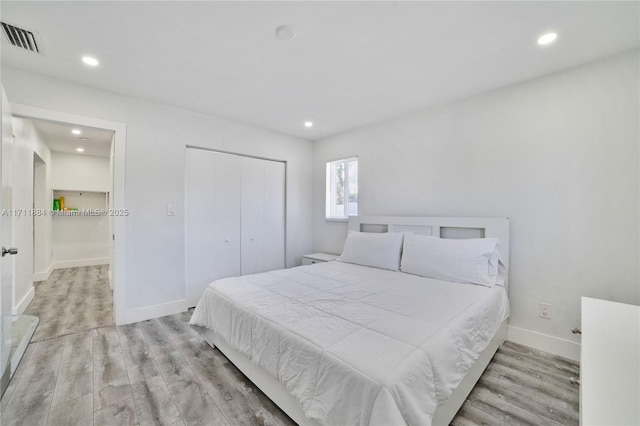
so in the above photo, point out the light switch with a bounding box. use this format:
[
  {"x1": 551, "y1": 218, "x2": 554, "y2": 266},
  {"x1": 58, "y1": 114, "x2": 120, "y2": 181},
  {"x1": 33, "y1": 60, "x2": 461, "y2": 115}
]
[{"x1": 167, "y1": 204, "x2": 176, "y2": 216}]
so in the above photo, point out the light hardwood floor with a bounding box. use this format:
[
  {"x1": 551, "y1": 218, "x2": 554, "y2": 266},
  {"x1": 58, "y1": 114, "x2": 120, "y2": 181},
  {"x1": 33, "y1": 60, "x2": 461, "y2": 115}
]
[
  {"x1": 25, "y1": 265, "x2": 113, "y2": 342},
  {"x1": 2, "y1": 268, "x2": 580, "y2": 425}
]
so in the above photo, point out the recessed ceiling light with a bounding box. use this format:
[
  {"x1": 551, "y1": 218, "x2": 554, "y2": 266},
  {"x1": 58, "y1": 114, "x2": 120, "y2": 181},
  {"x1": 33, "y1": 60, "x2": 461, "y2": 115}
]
[
  {"x1": 71, "y1": 129, "x2": 81, "y2": 135},
  {"x1": 537, "y1": 32, "x2": 558, "y2": 46},
  {"x1": 76, "y1": 148, "x2": 85, "y2": 152},
  {"x1": 78, "y1": 137, "x2": 89, "y2": 141},
  {"x1": 82, "y1": 56, "x2": 99, "y2": 67},
  {"x1": 275, "y1": 25, "x2": 296, "y2": 41},
  {"x1": 304, "y1": 121, "x2": 313, "y2": 128}
]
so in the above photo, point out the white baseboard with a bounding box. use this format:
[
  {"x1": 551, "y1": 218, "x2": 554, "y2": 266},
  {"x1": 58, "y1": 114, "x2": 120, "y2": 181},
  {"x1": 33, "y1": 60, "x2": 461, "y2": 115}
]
[
  {"x1": 13, "y1": 286, "x2": 35, "y2": 315},
  {"x1": 53, "y1": 257, "x2": 109, "y2": 270},
  {"x1": 125, "y1": 299, "x2": 188, "y2": 324},
  {"x1": 507, "y1": 325, "x2": 580, "y2": 361},
  {"x1": 33, "y1": 262, "x2": 55, "y2": 282}
]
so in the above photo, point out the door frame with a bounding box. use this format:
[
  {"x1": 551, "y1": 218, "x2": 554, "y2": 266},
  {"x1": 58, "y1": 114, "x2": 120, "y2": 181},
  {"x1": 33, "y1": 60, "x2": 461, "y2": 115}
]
[
  {"x1": 32, "y1": 152, "x2": 46, "y2": 281},
  {"x1": 10, "y1": 103, "x2": 127, "y2": 325}
]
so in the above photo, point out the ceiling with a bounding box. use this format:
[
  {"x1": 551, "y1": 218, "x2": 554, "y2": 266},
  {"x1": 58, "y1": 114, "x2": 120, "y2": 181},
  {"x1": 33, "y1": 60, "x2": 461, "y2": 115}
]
[
  {"x1": 31, "y1": 119, "x2": 113, "y2": 158},
  {"x1": 1, "y1": 1, "x2": 638, "y2": 140}
]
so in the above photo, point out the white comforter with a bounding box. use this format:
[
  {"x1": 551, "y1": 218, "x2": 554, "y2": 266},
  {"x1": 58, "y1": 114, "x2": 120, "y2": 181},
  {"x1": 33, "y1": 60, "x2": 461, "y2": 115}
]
[{"x1": 190, "y1": 261, "x2": 509, "y2": 426}]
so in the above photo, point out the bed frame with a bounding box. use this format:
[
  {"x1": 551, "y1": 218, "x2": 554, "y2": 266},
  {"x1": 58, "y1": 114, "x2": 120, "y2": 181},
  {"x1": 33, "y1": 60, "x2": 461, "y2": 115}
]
[{"x1": 202, "y1": 216, "x2": 510, "y2": 425}]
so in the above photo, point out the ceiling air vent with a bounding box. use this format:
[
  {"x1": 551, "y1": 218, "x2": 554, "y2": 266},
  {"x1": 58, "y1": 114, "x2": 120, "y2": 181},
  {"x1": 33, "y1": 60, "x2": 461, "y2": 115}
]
[{"x1": 1, "y1": 22, "x2": 40, "y2": 53}]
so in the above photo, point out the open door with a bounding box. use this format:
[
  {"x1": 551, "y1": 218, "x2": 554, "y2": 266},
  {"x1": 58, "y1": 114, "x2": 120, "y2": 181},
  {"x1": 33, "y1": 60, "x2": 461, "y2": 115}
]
[{"x1": 1, "y1": 87, "x2": 16, "y2": 397}]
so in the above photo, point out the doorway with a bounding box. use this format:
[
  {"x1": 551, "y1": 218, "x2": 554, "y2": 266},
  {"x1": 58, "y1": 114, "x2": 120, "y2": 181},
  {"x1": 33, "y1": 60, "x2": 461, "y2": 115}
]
[
  {"x1": 9, "y1": 103, "x2": 126, "y2": 325},
  {"x1": 22, "y1": 118, "x2": 115, "y2": 341}
]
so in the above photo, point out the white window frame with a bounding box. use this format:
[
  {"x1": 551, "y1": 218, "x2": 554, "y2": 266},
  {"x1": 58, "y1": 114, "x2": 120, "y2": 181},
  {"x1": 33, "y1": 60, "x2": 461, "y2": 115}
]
[{"x1": 325, "y1": 156, "x2": 358, "y2": 221}]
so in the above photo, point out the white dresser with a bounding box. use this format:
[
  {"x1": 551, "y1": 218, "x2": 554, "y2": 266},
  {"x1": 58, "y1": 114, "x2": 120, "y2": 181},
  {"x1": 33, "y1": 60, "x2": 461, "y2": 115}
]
[{"x1": 580, "y1": 297, "x2": 639, "y2": 425}]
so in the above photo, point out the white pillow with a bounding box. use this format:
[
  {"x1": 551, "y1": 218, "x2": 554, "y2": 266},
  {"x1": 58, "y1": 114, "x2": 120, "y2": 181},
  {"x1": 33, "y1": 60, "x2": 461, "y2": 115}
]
[
  {"x1": 400, "y1": 233, "x2": 504, "y2": 286},
  {"x1": 337, "y1": 231, "x2": 404, "y2": 271}
]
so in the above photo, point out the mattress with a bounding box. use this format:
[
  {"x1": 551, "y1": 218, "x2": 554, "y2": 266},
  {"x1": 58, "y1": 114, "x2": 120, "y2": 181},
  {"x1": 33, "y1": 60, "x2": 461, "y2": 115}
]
[{"x1": 190, "y1": 261, "x2": 510, "y2": 425}]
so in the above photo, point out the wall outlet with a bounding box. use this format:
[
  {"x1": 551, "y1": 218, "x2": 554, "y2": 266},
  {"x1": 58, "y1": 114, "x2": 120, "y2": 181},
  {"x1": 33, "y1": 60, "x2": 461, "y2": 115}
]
[{"x1": 539, "y1": 302, "x2": 551, "y2": 319}]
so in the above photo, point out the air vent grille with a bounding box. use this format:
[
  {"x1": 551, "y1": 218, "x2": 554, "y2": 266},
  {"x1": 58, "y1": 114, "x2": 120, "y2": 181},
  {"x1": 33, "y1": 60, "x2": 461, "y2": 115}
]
[{"x1": 1, "y1": 22, "x2": 40, "y2": 53}]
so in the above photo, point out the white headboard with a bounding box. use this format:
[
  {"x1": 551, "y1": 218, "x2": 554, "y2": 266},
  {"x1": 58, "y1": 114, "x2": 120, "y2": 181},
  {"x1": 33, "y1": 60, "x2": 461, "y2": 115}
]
[{"x1": 348, "y1": 216, "x2": 510, "y2": 290}]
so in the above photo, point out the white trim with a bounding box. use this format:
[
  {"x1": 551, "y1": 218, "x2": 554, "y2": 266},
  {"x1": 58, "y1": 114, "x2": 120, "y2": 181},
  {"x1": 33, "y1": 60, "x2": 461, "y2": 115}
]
[
  {"x1": 52, "y1": 257, "x2": 109, "y2": 270},
  {"x1": 507, "y1": 325, "x2": 580, "y2": 361},
  {"x1": 9, "y1": 102, "x2": 127, "y2": 325},
  {"x1": 125, "y1": 299, "x2": 188, "y2": 324},
  {"x1": 12, "y1": 286, "x2": 34, "y2": 315},
  {"x1": 33, "y1": 262, "x2": 54, "y2": 282},
  {"x1": 108, "y1": 269, "x2": 112, "y2": 291}
]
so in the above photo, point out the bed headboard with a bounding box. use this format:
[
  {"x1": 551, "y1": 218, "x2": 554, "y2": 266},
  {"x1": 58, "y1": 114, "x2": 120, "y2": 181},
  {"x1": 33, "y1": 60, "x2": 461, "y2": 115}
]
[{"x1": 348, "y1": 216, "x2": 510, "y2": 290}]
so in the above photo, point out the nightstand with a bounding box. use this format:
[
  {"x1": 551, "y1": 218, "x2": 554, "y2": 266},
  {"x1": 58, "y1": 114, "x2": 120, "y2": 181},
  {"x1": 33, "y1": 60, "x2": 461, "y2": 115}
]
[{"x1": 302, "y1": 253, "x2": 339, "y2": 265}]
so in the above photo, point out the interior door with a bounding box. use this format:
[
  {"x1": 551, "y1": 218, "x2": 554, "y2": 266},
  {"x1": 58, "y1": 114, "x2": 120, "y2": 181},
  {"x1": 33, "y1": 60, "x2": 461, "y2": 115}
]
[
  {"x1": 185, "y1": 149, "x2": 241, "y2": 307},
  {"x1": 1, "y1": 87, "x2": 14, "y2": 396}
]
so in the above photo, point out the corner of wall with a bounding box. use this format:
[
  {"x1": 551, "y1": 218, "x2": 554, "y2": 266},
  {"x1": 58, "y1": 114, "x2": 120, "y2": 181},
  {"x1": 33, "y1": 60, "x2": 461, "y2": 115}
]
[
  {"x1": 507, "y1": 324, "x2": 580, "y2": 361},
  {"x1": 12, "y1": 286, "x2": 34, "y2": 315}
]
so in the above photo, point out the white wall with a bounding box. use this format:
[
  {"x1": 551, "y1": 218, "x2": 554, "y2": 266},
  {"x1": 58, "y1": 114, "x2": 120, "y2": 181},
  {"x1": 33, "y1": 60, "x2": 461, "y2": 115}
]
[
  {"x1": 312, "y1": 51, "x2": 639, "y2": 356},
  {"x1": 50, "y1": 152, "x2": 110, "y2": 265},
  {"x1": 11, "y1": 117, "x2": 53, "y2": 313},
  {"x1": 51, "y1": 151, "x2": 111, "y2": 192},
  {"x1": 1, "y1": 68, "x2": 313, "y2": 321}
]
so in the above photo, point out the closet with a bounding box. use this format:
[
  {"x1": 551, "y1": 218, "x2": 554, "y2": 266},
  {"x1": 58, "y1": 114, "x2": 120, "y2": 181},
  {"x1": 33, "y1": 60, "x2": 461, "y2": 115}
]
[{"x1": 185, "y1": 148, "x2": 285, "y2": 307}]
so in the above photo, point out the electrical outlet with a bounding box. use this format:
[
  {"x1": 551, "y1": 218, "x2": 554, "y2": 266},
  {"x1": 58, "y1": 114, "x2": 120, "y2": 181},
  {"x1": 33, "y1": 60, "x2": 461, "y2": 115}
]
[{"x1": 539, "y1": 302, "x2": 551, "y2": 319}]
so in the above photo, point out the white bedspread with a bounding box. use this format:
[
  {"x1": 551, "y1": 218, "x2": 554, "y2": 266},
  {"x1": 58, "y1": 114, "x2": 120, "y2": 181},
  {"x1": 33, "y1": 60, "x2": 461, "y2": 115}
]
[{"x1": 190, "y1": 261, "x2": 509, "y2": 426}]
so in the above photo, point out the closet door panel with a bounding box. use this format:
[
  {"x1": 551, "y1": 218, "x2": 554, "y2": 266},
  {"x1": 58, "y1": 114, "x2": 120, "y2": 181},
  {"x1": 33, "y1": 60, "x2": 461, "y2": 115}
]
[
  {"x1": 240, "y1": 156, "x2": 265, "y2": 275},
  {"x1": 186, "y1": 149, "x2": 241, "y2": 307},
  {"x1": 263, "y1": 160, "x2": 285, "y2": 271},
  {"x1": 212, "y1": 152, "x2": 242, "y2": 281},
  {"x1": 185, "y1": 149, "x2": 217, "y2": 307}
]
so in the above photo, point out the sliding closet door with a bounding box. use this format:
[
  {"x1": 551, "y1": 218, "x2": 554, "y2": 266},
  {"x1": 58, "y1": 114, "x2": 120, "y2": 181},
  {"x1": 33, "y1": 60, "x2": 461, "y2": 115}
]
[
  {"x1": 262, "y1": 159, "x2": 285, "y2": 271},
  {"x1": 185, "y1": 149, "x2": 241, "y2": 307},
  {"x1": 240, "y1": 157, "x2": 265, "y2": 275},
  {"x1": 240, "y1": 157, "x2": 285, "y2": 275},
  {"x1": 186, "y1": 148, "x2": 285, "y2": 306}
]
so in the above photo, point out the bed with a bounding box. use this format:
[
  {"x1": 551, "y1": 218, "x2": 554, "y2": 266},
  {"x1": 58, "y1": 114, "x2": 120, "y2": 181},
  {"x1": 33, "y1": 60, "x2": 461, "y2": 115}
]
[{"x1": 190, "y1": 216, "x2": 510, "y2": 425}]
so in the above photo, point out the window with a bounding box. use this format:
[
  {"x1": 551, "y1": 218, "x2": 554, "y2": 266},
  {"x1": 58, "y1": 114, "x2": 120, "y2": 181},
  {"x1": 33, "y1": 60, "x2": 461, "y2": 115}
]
[{"x1": 326, "y1": 157, "x2": 358, "y2": 220}]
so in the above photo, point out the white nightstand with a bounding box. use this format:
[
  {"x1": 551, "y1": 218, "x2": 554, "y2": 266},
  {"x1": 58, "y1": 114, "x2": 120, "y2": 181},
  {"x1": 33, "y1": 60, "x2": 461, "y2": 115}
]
[{"x1": 302, "y1": 253, "x2": 339, "y2": 265}]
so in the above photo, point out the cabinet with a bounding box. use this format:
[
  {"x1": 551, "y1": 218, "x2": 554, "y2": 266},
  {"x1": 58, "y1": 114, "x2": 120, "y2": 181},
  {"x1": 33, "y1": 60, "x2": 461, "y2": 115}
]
[
  {"x1": 185, "y1": 149, "x2": 285, "y2": 307},
  {"x1": 580, "y1": 297, "x2": 639, "y2": 425}
]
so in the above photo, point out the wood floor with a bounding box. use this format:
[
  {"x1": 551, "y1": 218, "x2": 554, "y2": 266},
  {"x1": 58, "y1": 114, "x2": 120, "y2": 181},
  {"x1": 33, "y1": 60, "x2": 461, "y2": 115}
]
[
  {"x1": 25, "y1": 265, "x2": 113, "y2": 342},
  {"x1": 2, "y1": 267, "x2": 580, "y2": 425}
]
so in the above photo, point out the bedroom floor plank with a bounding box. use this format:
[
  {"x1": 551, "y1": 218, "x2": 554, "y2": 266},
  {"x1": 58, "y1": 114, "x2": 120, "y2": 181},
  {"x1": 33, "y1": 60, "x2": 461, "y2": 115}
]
[
  {"x1": 51, "y1": 331, "x2": 94, "y2": 407},
  {"x1": 3, "y1": 281, "x2": 580, "y2": 426},
  {"x1": 464, "y1": 386, "x2": 562, "y2": 426},
  {"x1": 46, "y1": 393, "x2": 94, "y2": 426},
  {"x1": 26, "y1": 265, "x2": 113, "y2": 343},
  {"x1": 94, "y1": 396, "x2": 140, "y2": 426},
  {"x1": 477, "y1": 371, "x2": 578, "y2": 425},
  {"x1": 453, "y1": 401, "x2": 512, "y2": 426}
]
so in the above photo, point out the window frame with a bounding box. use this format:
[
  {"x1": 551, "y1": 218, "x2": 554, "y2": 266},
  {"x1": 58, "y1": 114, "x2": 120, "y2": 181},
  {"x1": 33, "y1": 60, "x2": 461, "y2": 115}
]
[{"x1": 325, "y1": 156, "x2": 358, "y2": 221}]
